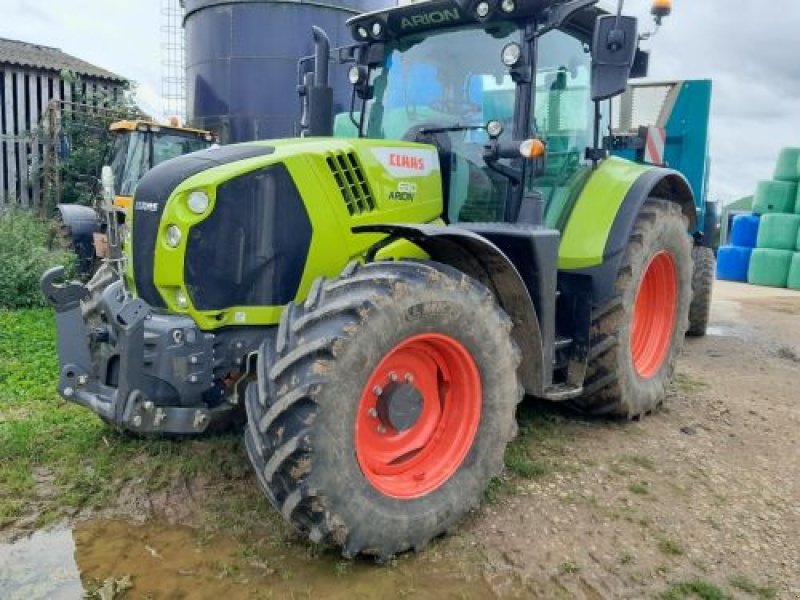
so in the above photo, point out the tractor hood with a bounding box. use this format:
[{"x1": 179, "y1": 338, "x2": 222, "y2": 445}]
[{"x1": 128, "y1": 137, "x2": 443, "y2": 329}]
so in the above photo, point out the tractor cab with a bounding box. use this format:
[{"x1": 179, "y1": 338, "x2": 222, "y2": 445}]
[
  {"x1": 318, "y1": 0, "x2": 641, "y2": 230},
  {"x1": 107, "y1": 120, "x2": 217, "y2": 210}
]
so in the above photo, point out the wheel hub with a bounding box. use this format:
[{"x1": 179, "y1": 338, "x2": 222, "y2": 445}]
[
  {"x1": 355, "y1": 333, "x2": 482, "y2": 499},
  {"x1": 377, "y1": 381, "x2": 424, "y2": 432}
]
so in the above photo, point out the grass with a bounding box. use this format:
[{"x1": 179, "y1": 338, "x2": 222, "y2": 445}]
[
  {"x1": 673, "y1": 372, "x2": 710, "y2": 394},
  {"x1": 0, "y1": 309, "x2": 270, "y2": 532},
  {"x1": 656, "y1": 534, "x2": 685, "y2": 557},
  {"x1": 660, "y1": 579, "x2": 731, "y2": 600},
  {"x1": 559, "y1": 560, "x2": 580, "y2": 575},
  {"x1": 728, "y1": 575, "x2": 777, "y2": 600},
  {"x1": 628, "y1": 481, "x2": 650, "y2": 496}
]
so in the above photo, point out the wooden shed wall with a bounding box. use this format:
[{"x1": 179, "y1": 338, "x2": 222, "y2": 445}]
[{"x1": 0, "y1": 67, "x2": 121, "y2": 209}]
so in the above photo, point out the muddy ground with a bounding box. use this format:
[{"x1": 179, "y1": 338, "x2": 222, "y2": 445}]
[{"x1": 1, "y1": 280, "x2": 798, "y2": 599}]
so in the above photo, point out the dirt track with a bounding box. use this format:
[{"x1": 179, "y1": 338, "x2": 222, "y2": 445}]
[{"x1": 465, "y1": 281, "x2": 800, "y2": 598}]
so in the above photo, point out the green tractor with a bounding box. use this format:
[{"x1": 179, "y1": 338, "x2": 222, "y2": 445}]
[{"x1": 43, "y1": 0, "x2": 704, "y2": 560}]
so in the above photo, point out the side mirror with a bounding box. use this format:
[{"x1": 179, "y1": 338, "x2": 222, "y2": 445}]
[
  {"x1": 591, "y1": 15, "x2": 638, "y2": 101},
  {"x1": 101, "y1": 165, "x2": 115, "y2": 210}
]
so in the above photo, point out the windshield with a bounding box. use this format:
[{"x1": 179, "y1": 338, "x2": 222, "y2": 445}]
[
  {"x1": 110, "y1": 131, "x2": 211, "y2": 197},
  {"x1": 110, "y1": 131, "x2": 148, "y2": 197},
  {"x1": 361, "y1": 24, "x2": 520, "y2": 141}
]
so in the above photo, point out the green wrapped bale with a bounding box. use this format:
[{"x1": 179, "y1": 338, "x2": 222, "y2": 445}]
[
  {"x1": 796, "y1": 183, "x2": 800, "y2": 215},
  {"x1": 756, "y1": 213, "x2": 800, "y2": 250},
  {"x1": 748, "y1": 248, "x2": 794, "y2": 288},
  {"x1": 788, "y1": 253, "x2": 800, "y2": 290},
  {"x1": 773, "y1": 147, "x2": 800, "y2": 181},
  {"x1": 752, "y1": 180, "x2": 798, "y2": 215}
]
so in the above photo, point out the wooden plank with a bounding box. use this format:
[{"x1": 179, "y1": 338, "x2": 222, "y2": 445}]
[
  {"x1": 29, "y1": 73, "x2": 41, "y2": 209},
  {"x1": 4, "y1": 69, "x2": 17, "y2": 204},
  {"x1": 0, "y1": 69, "x2": 6, "y2": 205},
  {"x1": 16, "y1": 71, "x2": 29, "y2": 206}
]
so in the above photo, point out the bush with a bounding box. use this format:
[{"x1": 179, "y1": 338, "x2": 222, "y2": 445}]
[{"x1": 0, "y1": 210, "x2": 76, "y2": 309}]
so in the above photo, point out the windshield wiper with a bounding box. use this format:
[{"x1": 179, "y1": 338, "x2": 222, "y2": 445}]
[{"x1": 417, "y1": 124, "x2": 485, "y2": 134}]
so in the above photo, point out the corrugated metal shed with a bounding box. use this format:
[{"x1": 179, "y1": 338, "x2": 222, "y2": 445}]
[{"x1": 0, "y1": 37, "x2": 125, "y2": 82}]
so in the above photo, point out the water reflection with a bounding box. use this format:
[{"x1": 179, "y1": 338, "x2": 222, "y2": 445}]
[{"x1": 1, "y1": 520, "x2": 495, "y2": 599}]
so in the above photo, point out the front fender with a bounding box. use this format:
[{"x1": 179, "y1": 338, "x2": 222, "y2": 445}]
[{"x1": 354, "y1": 223, "x2": 547, "y2": 396}]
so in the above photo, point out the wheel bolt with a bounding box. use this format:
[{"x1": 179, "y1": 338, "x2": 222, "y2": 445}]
[
  {"x1": 389, "y1": 372, "x2": 398, "y2": 382},
  {"x1": 368, "y1": 408, "x2": 378, "y2": 418},
  {"x1": 377, "y1": 424, "x2": 386, "y2": 434},
  {"x1": 405, "y1": 373, "x2": 414, "y2": 384},
  {"x1": 373, "y1": 385, "x2": 383, "y2": 396}
]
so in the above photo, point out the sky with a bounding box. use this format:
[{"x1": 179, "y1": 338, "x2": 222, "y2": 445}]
[{"x1": 1, "y1": 0, "x2": 799, "y2": 204}]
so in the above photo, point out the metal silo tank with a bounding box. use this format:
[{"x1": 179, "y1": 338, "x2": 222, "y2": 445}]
[{"x1": 184, "y1": 0, "x2": 394, "y2": 143}]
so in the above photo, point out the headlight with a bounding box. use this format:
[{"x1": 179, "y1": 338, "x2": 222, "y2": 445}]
[
  {"x1": 501, "y1": 42, "x2": 522, "y2": 67},
  {"x1": 165, "y1": 224, "x2": 182, "y2": 248},
  {"x1": 348, "y1": 65, "x2": 365, "y2": 85},
  {"x1": 356, "y1": 26, "x2": 369, "y2": 40},
  {"x1": 188, "y1": 191, "x2": 209, "y2": 214},
  {"x1": 486, "y1": 120, "x2": 504, "y2": 138},
  {"x1": 501, "y1": 0, "x2": 515, "y2": 12},
  {"x1": 476, "y1": 1, "x2": 490, "y2": 18},
  {"x1": 175, "y1": 289, "x2": 188, "y2": 309},
  {"x1": 371, "y1": 21, "x2": 383, "y2": 37}
]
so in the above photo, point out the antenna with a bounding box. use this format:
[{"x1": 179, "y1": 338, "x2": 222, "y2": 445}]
[{"x1": 161, "y1": 0, "x2": 186, "y2": 122}]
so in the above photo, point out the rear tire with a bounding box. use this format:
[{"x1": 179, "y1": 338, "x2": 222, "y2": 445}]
[
  {"x1": 687, "y1": 245, "x2": 715, "y2": 337},
  {"x1": 573, "y1": 199, "x2": 692, "y2": 418},
  {"x1": 244, "y1": 261, "x2": 522, "y2": 560}
]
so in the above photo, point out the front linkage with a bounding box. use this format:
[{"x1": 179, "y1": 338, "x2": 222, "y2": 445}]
[{"x1": 41, "y1": 265, "x2": 255, "y2": 435}]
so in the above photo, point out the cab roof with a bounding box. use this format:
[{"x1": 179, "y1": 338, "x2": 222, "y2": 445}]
[
  {"x1": 347, "y1": 0, "x2": 608, "y2": 43},
  {"x1": 109, "y1": 120, "x2": 213, "y2": 137}
]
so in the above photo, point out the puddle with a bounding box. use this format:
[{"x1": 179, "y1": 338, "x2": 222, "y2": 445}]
[
  {"x1": 706, "y1": 324, "x2": 742, "y2": 337},
  {"x1": 0, "y1": 528, "x2": 82, "y2": 600},
  {"x1": 1, "y1": 520, "x2": 496, "y2": 599}
]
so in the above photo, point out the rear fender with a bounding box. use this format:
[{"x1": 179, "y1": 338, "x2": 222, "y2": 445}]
[
  {"x1": 354, "y1": 223, "x2": 547, "y2": 396},
  {"x1": 559, "y1": 159, "x2": 696, "y2": 305}
]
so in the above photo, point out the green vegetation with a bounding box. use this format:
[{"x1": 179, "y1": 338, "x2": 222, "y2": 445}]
[
  {"x1": 728, "y1": 575, "x2": 778, "y2": 600},
  {"x1": 0, "y1": 309, "x2": 273, "y2": 534},
  {"x1": 628, "y1": 481, "x2": 650, "y2": 496},
  {"x1": 0, "y1": 211, "x2": 75, "y2": 309},
  {"x1": 660, "y1": 579, "x2": 731, "y2": 600},
  {"x1": 559, "y1": 560, "x2": 580, "y2": 575},
  {"x1": 656, "y1": 534, "x2": 686, "y2": 557}
]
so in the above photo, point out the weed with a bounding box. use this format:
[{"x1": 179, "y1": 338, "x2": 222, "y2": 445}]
[
  {"x1": 619, "y1": 551, "x2": 635, "y2": 565},
  {"x1": 660, "y1": 579, "x2": 731, "y2": 600},
  {"x1": 625, "y1": 454, "x2": 656, "y2": 471},
  {"x1": 484, "y1": 476, "x2": 508, "y2": 503},
  {"x1": 629, "y1": 481, "x2": 650, "y2": 495},
  {"x1": 728, "y1": 575, "x2": 777, "y2": 599},
  {"x1": 334, "y1": 561, "x2": 351, "y2": 577},
  {"x1": 559, "y1": 560, "x2": 580, "y2": 575},
  {"x1": 504, "y1": 441, "x2": 551, "y2": 478},
  {"x1": 657, "y1": 535, "x2": 685, "y2": 556},
  {"x1": 673, "y1": 372, "x2": 710, "y2": 394}
]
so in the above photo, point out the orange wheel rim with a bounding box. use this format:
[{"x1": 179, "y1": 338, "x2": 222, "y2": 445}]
[
  {"x1": 355, "y1": 333, "x2": 482, "y2": 499},
  {"x1": 631, "y1": 251, "x2": 678, "y2": 379}
]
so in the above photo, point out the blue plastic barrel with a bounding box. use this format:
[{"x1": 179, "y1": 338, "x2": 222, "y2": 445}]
[
  {"x1": 730, "y1": 214, "x2": 760, "y2": 248},
  {"x1": 716, "y1": 245, "x2": 753, "y2": 282}
]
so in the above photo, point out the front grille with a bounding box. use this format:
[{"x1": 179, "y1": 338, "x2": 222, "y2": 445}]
[{"x1": 326, "y1": 151, "x2": 375, "y2": 215}]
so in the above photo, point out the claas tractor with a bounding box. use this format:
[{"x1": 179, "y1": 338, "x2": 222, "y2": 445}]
[
  {"x1": 53, "y1": 120, "x2": 217, "y2": 275},
  {"x1": 42, "y1": 0, "x2": 710, "y2": 560}
]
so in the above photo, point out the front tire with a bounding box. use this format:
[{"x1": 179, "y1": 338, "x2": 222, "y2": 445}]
[
  {"x1": 574, "y1": 199, "x2": 692, "y2": 418},
  {"x1": 244, "y1": 261, "x2": 522, "y2": 560}
]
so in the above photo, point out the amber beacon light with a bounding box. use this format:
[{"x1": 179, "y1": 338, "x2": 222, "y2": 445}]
[{"x1": 651, "y1": 0, "x2": 672, "y2": 22}]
